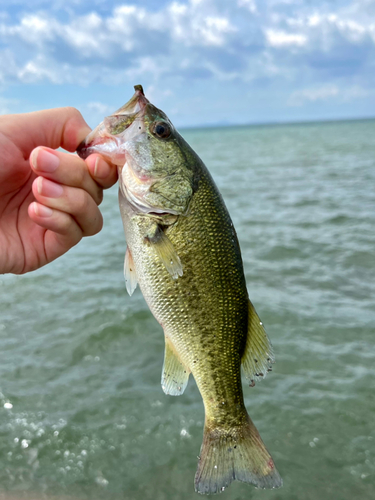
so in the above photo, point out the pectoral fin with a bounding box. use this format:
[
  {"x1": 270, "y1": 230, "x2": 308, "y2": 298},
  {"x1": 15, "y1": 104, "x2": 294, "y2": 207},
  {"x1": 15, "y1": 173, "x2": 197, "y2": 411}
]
[
  {"x1": 124, "y1": 247, "x2": 138, "y2": 296},
  {"x1": 146, "y1": 225, "x2": 183, "y2": 279},
  {"x1": 162, "y1": 337, "x2": 190, "y2": 396},
  {"x1": 242, "y1": 300, "x2": 275, "y2": 387}
]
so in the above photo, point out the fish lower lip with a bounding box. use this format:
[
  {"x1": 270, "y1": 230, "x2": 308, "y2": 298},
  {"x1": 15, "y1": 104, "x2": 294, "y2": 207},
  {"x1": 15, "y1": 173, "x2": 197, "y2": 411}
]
[{"x1": 76, "y1": 141, "x2": 90, "y2": 159}]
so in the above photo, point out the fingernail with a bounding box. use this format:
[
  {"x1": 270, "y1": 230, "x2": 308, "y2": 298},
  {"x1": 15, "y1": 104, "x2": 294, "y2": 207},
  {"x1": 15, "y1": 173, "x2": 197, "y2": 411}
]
[
  {"x1": 31, "y1": 148, "x2": 60, "y2": 172},
  {"x1": 93, "y1": 157, "x2": 111, "y2": 179},
  {"x1": 33, "y1": 202, "x2": 53, "y2": 218},
  {"x1": 37, "y1": 177, "x2": 64, "y2": 198}
]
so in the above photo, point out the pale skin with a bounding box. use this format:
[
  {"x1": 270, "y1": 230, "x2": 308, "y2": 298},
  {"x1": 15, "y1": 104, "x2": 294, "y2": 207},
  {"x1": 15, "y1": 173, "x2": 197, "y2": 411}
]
[{"x1": 0, "y1": 107, "x2": 117, "y2": 275}]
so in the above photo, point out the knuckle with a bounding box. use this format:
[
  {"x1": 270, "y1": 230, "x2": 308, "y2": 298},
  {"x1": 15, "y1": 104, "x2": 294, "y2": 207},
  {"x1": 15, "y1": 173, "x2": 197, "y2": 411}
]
[
  {"x1": 84, "y1": 212, "x2": 103, "y2": 236},
  {"x1": 78, "y1": 192, "x2": 91, "y2": 214},
  {"x1": 57, "y1": 212, "x2": 77, "y2": 237},
  {"x1": 60, "y1": 215, "x2": 73, "y2": 234},
  {"x1": 75, "y1": 164, "x2": 86, "y2": 185},
  {"x1": 95, "y1": 214, "x2": 104, "y2": 234},
  {"x1": 96, "y1": 188, "x2": 104, "y2": 205},
  {"x1": 71, "y1": 189, "x2": 90, "y2": 216},
  {"x1": 63, "y1": 106, "x2": 83, "y2": 121}
]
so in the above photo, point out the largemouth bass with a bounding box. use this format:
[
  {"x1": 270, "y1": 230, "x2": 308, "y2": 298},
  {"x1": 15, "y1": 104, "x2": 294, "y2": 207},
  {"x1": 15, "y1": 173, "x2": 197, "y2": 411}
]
[{"x1": 77, "y1": 85, "x2": 282, "y2": 494}]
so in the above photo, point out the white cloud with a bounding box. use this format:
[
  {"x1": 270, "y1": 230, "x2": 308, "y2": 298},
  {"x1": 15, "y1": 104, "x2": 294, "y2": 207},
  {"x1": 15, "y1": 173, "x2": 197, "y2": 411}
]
[
  {"x1": 195, "y1": 16, "x2": 237, "y2": 46},
  {"x1": 288, "y1": 84, "x2": 370, "y2": 106},
  {"x1": 238, "y1": 0, "x2": 257, "y2": 13},
  {"x1": 17, "y1": 57, "x2": 62, "y2": 84},
  {"x1": 288, "y1": 85, "x2": 340, "y2": 105},
  {"x1": 0, "y1": 2, "x2": 239, "y2": 85},
  {"x1": 284, "y1": 9, "x2": 374, "y2": 48},
  {"x1": 86, "y1": 102, "x2": 113, "y2": 115},
  {"x1": 266, "y1": 29, "x2": 307, "y2": 47},
  {"x1": 80, "y1": 101, "x2": 114, "y2": 128},
  {"x1": 144, "y1": 85, "x2": 173, "y2": 105},
  {"x1": 0, "y1": 2, "x2": 237, "y2": 62},
  {"x1": 0, "y1": 13, "x2": 56, "y2": 46},
  {"x1": 0, "y1": 0, "x2": 374, "y2": 95}
]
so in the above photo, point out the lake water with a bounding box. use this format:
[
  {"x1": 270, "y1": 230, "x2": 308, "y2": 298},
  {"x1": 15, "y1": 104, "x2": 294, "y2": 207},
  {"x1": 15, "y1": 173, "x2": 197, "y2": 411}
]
[{"x1": 1, "y1": 119, "x2": 374, "y2": 500}]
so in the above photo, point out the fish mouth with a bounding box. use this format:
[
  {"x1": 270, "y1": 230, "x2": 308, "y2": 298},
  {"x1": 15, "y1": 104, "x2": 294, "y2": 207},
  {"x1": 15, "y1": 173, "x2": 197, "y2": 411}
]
[
  {"x1": 76, "y1": 85, "x2": 149, "y2": 163},
  {"x1": 76, "y1": 137, "x2": 117, "y2": 160}
]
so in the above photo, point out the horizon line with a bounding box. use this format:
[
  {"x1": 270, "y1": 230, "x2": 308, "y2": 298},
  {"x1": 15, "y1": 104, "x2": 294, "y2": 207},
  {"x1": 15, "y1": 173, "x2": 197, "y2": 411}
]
[{"x1": 178, "y1": 115, "x2": 375, "y2": 131}]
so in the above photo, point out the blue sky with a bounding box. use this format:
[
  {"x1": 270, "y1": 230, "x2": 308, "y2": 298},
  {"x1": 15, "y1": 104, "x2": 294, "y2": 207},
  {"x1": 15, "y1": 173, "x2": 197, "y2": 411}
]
[{"x1": 0, "y1": 0, "x2": 374, "y2": 128}]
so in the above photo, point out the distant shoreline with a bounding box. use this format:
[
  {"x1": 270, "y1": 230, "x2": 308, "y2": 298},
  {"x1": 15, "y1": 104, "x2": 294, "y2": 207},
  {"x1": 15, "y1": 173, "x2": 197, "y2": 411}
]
[{"x1": 179, "y1": 115, "x2": 375, "y2": 131}]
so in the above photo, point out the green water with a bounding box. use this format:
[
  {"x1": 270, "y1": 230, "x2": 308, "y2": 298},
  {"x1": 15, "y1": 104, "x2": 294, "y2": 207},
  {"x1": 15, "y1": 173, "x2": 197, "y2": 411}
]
[{"x1": 1, "y1": 119, "x2": 374, "y2": 499}]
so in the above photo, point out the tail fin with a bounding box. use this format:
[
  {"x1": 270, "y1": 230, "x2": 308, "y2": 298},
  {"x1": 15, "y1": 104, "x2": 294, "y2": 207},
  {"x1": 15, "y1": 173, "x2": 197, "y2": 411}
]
[{"x1": 194, "y1": 414, "x2": 282, "y2": 494}]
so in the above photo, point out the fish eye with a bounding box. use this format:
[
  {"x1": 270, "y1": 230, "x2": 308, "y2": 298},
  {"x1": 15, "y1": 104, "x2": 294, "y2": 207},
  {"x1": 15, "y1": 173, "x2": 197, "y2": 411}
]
[{"x1": 153, "y1": 122, "x2": 171, "y2": 139}]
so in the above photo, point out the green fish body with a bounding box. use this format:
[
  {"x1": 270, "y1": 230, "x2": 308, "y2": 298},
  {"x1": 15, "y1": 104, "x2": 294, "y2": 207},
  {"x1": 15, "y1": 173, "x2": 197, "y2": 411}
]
[{"x1": 77, "y1": 85, "x2": 282, "y2": 494}]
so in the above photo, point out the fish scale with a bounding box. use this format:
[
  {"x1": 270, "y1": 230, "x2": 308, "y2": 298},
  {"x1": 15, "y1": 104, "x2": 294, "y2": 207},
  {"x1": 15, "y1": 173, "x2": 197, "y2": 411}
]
[
  {"x1": 77, "y1": 85, "x2": 282, "y2": 494},
  {"x1": 129, "y1": 176, "x2": 247, "y2": 403}
]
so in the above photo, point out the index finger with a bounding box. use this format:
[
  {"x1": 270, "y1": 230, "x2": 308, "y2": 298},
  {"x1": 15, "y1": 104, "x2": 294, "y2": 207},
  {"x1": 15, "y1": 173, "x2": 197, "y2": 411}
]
[{"x1": 1, "y1": 107, "x2": 91, "y2": 157}]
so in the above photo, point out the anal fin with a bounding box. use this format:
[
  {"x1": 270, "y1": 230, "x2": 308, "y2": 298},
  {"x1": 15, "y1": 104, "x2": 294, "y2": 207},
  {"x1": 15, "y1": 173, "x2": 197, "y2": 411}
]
[
  {"x1": 124, "y1": 247, "x2": 138, "y2": 296},
  {"x1": 242, "y1": 300, "x2": 275, "y2": 387},
  {"x1": 162, "y1": 337, "x2": 190, "y2": 396}
]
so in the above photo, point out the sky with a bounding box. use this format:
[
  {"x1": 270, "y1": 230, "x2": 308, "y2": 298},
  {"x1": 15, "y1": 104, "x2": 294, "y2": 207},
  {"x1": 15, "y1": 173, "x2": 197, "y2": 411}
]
[{"x1": 0, "y1": 0, "x2": 374, "y2": 128}]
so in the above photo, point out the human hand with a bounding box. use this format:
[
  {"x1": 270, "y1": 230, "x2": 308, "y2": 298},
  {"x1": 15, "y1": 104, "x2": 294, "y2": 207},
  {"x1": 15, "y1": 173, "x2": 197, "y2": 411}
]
[{"x1": 0, "y1": 108, "x2": 118, "y2": 274}]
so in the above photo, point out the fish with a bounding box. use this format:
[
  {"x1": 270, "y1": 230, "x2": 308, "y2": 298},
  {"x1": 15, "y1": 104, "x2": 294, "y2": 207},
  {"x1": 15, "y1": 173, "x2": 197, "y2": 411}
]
[{"x1": 77, "y1": 85, "x2": 282, "y2": 494}]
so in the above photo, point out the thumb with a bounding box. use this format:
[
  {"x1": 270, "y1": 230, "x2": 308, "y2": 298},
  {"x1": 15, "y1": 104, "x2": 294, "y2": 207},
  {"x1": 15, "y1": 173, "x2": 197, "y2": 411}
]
[{"x1": 4, "y1": 107, "x2": 91, "y2": 157}]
